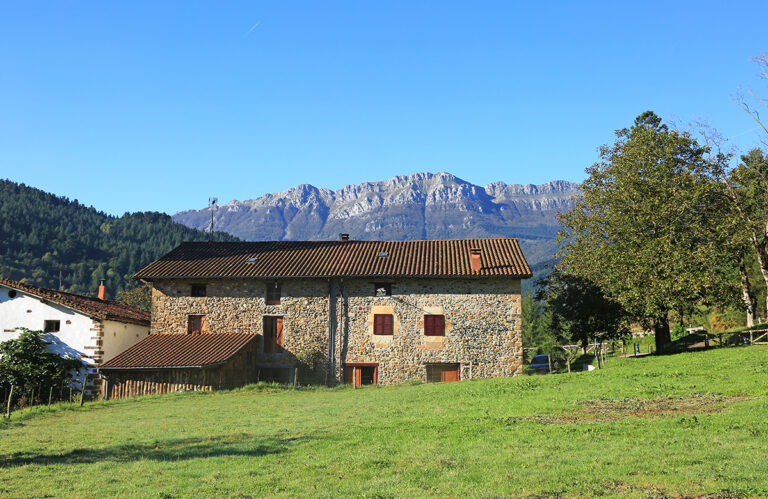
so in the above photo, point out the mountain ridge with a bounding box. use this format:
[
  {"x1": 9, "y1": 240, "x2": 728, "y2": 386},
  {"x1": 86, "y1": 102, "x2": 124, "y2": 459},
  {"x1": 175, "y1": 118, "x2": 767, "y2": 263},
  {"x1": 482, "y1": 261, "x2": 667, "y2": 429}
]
[{"x1": 172, "y1": 172, "x2": 580, "y2": 266}]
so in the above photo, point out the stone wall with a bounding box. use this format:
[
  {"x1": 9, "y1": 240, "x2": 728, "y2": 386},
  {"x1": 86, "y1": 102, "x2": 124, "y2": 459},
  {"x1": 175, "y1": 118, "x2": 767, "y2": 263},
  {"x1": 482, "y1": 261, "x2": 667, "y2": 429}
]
[
  {"x1": 151, "y1": 279, "x2": 331, "y2": 383},
  {"x1": 150, "y1": 277, "x2": 522, "y2": 385},
  {"x1": 333, "y1": 278, "x2": 522, "y2": 384}
]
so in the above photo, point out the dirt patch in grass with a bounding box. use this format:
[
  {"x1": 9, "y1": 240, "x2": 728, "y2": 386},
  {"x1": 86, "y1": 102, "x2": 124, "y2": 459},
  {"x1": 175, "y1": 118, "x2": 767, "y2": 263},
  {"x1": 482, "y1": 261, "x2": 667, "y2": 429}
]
[
  {"x1": 577, "y1": 393, "x2": 750, "y2": 418},
  {"x1": 594, "y1": 479, "x2": 748, "y2": 498},
  {"x1": 493, "y1": 393, "x2": 753, "y2": 426}
]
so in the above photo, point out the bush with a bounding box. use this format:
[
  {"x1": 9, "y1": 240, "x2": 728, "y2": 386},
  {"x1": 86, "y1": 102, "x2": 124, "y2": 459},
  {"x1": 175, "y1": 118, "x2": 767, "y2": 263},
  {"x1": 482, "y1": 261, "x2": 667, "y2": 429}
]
[
  {"x1": 293, "y1": 346, "x2": 326, "y2": 385},
  {"x1": 0, "y1": 329, "x2": 84, "y2": 407}
]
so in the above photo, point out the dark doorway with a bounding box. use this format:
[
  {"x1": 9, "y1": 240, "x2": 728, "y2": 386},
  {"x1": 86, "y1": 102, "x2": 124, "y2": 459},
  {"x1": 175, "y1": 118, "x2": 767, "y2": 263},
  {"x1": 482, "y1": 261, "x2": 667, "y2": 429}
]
[{"x1": 343, "y1": 364, "x2": 377, "y2": 387}]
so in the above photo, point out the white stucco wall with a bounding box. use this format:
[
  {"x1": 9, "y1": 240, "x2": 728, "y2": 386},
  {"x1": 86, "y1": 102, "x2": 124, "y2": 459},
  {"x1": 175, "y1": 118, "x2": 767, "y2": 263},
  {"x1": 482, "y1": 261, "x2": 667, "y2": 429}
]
[
  {"x1": 0, "y1": 284, "x2": 150, "y2": 370},
  {"x1": 0, "y1": 284, "x2": 97, "y2": 366},
  {"x1": 102, "y1": 320, "x2": 150, "y2": 362}
]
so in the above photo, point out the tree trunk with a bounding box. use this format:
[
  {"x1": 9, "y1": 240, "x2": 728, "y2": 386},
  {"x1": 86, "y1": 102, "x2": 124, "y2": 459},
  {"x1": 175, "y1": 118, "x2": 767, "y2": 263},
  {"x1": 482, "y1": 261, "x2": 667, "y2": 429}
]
[
  {"x1": 654, "y1": 316, "x2": 671, "y2": 353},
  {"x1": 753, "y1": 242, "x2": 768, "y2": 320},
  {"x1": 739, "y1": 259, "x2": 757, "y2": 328}
]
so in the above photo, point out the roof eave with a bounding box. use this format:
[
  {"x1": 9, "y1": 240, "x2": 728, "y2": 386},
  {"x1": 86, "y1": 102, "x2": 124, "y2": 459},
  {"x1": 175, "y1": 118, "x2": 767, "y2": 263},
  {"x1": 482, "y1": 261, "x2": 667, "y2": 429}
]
[
  {"x1": 135, "y1": 273, "x2": 531, "y2": 281},
  {"x1": 100, "y1": 361, "x2": 226, "y2": 370}
]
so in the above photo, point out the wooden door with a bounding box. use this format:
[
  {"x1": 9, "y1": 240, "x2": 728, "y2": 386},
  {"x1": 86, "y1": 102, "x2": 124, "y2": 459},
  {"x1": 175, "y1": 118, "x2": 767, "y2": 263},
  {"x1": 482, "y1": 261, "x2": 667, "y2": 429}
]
[
  {"x1": 343, "y1": 365, "x2": 377, "y2": 386},
  {"x1": 427, "y1": 364, "x2": 460, "y2": 383},
  {"x1": 263, "y1": 316, "x2": 284, "y2": 353}
]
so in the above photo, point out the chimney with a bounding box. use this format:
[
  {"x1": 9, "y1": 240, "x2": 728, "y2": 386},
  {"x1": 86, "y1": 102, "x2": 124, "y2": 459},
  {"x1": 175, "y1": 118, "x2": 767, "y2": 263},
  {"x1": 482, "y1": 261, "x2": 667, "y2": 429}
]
[
  {"x1": 470, "y1": 248, "x2": 482, "y2": 271},
  {"x1": 339, "y1": 233, "x2": 350, "y2": 242},
  {"x1": 98, "y1": 279, "x2": 107, "y2": 301}
]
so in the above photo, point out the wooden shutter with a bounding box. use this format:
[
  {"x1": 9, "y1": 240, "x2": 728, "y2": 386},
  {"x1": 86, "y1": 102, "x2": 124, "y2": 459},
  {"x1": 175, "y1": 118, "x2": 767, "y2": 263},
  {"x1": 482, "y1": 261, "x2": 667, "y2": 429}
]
[
  {"x1": 188, "y1": 315, "x2": 204, "y2": 334},
  {"x1": 275, "y1": 317, "x2": 284, "y2": 351},
  {"x1": 374, "y1": 314, "x2": 393, "y2": 335},
  {"x1": 424, "y1": 315, "x2": 444, "y2": 336},
  {"x1": 200, "y1": 315, "x2": 207, "y2": 334}
]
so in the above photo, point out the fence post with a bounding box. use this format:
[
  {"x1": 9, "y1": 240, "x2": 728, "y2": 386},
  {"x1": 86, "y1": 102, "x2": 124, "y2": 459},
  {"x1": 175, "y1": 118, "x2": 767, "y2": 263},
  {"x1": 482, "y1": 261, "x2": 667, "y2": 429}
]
[
  {"x1": 293, "y1": 368, "x2": 298, "y2": 389},
  {"x1": 6, "y1": 385, "x2": 13, "y2": 418},
  {"x1": 48, "y1": 386, "x2": 53, "y2": 406}
]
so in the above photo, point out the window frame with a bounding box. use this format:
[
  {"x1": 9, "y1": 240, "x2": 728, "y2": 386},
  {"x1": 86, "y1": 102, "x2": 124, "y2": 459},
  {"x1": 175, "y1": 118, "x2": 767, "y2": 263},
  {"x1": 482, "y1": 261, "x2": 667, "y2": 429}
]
[
  {"x1": 190, "y1": 284, "x2": 207, "y2": 297},
  {"x1": 44, "y1": 320, "x2": 60, "y2": 333},
  {"x1": 373, "y1": 313, "x2": 394, "y2": 335},
  {"x1": 424, "y1": 314, "x2": 445, "y2": 336},
  {"x1": 266, "y1": 283, "x2": 281, "y2": 305},
  {"x1": 187, "y1": 314, "x2": 206, "y2": 334}
]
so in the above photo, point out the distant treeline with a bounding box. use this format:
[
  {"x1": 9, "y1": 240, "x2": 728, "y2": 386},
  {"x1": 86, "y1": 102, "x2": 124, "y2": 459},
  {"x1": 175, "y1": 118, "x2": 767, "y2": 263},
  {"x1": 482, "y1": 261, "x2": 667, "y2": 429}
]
[{"x1": 0, "y1": 179, "x2": 238, "y2": 299}]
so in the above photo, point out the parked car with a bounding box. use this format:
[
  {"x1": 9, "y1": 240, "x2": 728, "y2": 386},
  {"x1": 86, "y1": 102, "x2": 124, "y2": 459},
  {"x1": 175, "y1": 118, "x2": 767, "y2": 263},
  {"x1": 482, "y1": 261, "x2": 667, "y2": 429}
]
[{"x1": 527, "y1": 354, "x2": 553, "y2": 374}]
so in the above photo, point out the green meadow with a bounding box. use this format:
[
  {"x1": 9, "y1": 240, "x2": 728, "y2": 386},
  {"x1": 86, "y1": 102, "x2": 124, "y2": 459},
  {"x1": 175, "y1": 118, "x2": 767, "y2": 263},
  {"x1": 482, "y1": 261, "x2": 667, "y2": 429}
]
[{"x1": 2, "y1": 346, "x2": 768, "y2": 497}]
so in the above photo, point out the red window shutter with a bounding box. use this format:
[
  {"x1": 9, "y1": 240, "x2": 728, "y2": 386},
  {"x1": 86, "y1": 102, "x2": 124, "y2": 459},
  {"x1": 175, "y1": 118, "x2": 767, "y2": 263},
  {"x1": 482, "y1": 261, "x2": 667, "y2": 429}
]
[
  {"x1": 425, "y1": 315, "x2": 444, "y2": 336},
  {"x1": 374, "y1": 314, "x2": 393, "y2": 335}
]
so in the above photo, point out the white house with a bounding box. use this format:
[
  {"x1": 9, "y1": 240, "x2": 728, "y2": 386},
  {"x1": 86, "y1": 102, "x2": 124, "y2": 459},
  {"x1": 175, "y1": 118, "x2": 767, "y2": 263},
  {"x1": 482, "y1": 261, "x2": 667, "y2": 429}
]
[{"x1": 0, "y1": 278, "x2": 150, "y2": 377}]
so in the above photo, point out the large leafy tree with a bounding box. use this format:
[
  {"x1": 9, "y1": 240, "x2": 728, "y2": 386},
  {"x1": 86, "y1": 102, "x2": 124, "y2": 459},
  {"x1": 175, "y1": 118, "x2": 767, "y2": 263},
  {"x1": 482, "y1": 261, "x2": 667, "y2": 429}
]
[
  {"x1": 558, "y1": 112, "x2": 734, "y2": 353},
  {"x1": 537, "y1": 270, "x2": 629, "y2": 350},
  {"x1": 716, "y1": 149, "x2": 768, "y2": 321}
]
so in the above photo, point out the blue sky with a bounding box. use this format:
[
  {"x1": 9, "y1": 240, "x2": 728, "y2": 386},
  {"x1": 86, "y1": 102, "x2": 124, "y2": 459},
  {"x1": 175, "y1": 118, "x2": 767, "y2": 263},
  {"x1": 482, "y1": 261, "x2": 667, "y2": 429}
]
[{"x1": 1, "y1": 1, "x2": 766, "y2": 216}]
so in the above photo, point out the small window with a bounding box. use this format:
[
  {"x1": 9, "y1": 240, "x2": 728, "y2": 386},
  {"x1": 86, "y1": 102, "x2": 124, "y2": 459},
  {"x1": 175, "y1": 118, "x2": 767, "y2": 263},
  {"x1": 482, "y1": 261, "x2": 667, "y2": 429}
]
[
  {"x1": 44, "y1": 320, "x2": 60, "y2": 333},
  {"x1": 266, "y1": 283, "x2": 281, "y2": 305},
  {"x1": 373, "y1": 314, "x2": 393, "y2": 335},
  {"x1": 424, "y1": 314, "x2": 445, "y2": 336},
  {"x1": 187, "y1": 315, "x2": 206, "y2": 334},
  {"x1": 8, "y1": 290, "x2": 17, "y2": 298},
  {"x1": 373, "y1": 283, "x2": 392, "y2": 297},
  {"x1": 191, "y1": 284, "x2": 207, "y2": 297}
]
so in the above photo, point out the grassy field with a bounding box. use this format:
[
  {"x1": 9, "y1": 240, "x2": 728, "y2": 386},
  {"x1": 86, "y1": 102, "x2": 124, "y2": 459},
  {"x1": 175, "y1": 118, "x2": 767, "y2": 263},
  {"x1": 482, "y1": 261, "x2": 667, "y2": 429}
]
[{"x1": 2, "y1": 347, "x2": 768, "y2": 497}]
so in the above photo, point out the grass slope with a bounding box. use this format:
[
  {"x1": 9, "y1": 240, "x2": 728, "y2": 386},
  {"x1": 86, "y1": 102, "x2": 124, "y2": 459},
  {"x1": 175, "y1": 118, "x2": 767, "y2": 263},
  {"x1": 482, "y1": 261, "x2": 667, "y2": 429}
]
[{"x1": 2, "y1": 347, "x2": 768, "y2": 497}]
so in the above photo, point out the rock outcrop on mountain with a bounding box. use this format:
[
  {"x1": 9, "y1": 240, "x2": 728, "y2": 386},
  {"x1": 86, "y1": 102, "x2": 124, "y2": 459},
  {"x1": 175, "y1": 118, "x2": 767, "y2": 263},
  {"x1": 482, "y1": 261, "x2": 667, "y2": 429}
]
[{"x1": 172, "y1": 172, "x2": 580, "y2": 265}]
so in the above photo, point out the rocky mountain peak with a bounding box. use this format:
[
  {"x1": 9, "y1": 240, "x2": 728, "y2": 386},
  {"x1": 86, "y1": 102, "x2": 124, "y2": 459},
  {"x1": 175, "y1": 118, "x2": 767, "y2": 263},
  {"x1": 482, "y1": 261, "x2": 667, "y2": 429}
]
[{"x1": 172, "y1": 172, "x2": 581, "y2": 265}]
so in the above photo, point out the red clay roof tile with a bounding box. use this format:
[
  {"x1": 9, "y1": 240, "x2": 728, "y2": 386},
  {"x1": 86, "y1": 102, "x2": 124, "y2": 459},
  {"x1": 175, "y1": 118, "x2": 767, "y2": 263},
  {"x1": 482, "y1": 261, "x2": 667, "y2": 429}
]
[
  {"x1": 134, "y1": 239, "x2": 531, "y2": 280},
  {"x1": 99, "y1": 333, "x2": 258, "y2": 369}
]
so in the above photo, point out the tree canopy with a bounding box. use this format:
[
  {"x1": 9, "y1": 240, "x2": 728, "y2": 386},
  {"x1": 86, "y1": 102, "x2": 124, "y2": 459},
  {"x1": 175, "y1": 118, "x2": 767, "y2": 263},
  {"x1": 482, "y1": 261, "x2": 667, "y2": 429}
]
[
  {"x1": 558, "y1": 112, "x2": 735, "y2": 352},
  {"x1": 537, "y1": 270, "x2": 629, "y2": 349},
  {"x1": 0, "y1": 179, "x2": 238, "y2": 299}
]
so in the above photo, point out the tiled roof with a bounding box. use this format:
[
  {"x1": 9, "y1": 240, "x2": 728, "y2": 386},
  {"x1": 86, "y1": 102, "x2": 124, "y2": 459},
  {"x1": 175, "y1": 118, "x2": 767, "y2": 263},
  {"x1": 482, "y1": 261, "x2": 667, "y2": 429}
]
[
  {"x1": 134, "y1": 239, "x2": 532, "y2": 280},
  {"x1": 0, "y1": 277, "x2": 150, "y2": 326},
  {"x1": 100, "y1": 334, "x2": 258, "y2": 369}
]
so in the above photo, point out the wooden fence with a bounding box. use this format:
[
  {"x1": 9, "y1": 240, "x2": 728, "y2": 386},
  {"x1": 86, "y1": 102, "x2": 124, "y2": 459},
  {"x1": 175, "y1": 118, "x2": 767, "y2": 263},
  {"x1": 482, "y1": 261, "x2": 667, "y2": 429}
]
[{"x1": 107, "y1": 379, "x2": 212, "y2": 399}]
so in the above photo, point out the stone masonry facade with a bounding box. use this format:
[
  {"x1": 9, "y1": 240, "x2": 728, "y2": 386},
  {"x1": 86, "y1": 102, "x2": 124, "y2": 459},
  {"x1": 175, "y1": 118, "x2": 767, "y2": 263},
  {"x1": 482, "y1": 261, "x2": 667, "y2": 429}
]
[{"x1": 151, "y1": 277, "x2": 522, "y2": 385}]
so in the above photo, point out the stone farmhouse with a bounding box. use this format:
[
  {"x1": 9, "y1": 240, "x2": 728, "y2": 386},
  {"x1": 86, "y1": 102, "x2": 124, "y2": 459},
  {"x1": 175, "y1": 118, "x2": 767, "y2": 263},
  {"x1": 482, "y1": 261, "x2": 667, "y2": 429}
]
[
  {"x1": 100, "y1": 238, "x2": 530, "y2": 397},
  {"x1": 0, "y1": 277, "x2": 151, "y2": 380}
]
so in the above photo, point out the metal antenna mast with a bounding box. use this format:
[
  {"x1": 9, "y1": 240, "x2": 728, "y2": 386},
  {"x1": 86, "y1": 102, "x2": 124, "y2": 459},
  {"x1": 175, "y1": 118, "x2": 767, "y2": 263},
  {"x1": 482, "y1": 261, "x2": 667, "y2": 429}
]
[{"x1": 208, "y1": 197, "x2": 218, "y2": 241}]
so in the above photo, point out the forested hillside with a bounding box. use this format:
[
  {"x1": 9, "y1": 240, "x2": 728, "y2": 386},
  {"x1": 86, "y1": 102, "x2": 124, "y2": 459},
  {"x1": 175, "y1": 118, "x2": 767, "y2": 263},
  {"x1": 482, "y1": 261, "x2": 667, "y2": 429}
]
[{"x1": 0, "y1": 180, "x2": 238, "y2": 299}]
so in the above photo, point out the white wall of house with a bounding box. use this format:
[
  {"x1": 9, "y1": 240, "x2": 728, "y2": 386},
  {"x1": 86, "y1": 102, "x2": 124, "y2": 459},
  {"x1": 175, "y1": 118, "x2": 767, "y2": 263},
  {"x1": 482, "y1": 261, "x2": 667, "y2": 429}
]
[
  {"x1": 0, "y1": 284, "x2": 97, "y2": 366},
  {"x1": 102, "y1": 320, "x2": 150, "y2": 362}
]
